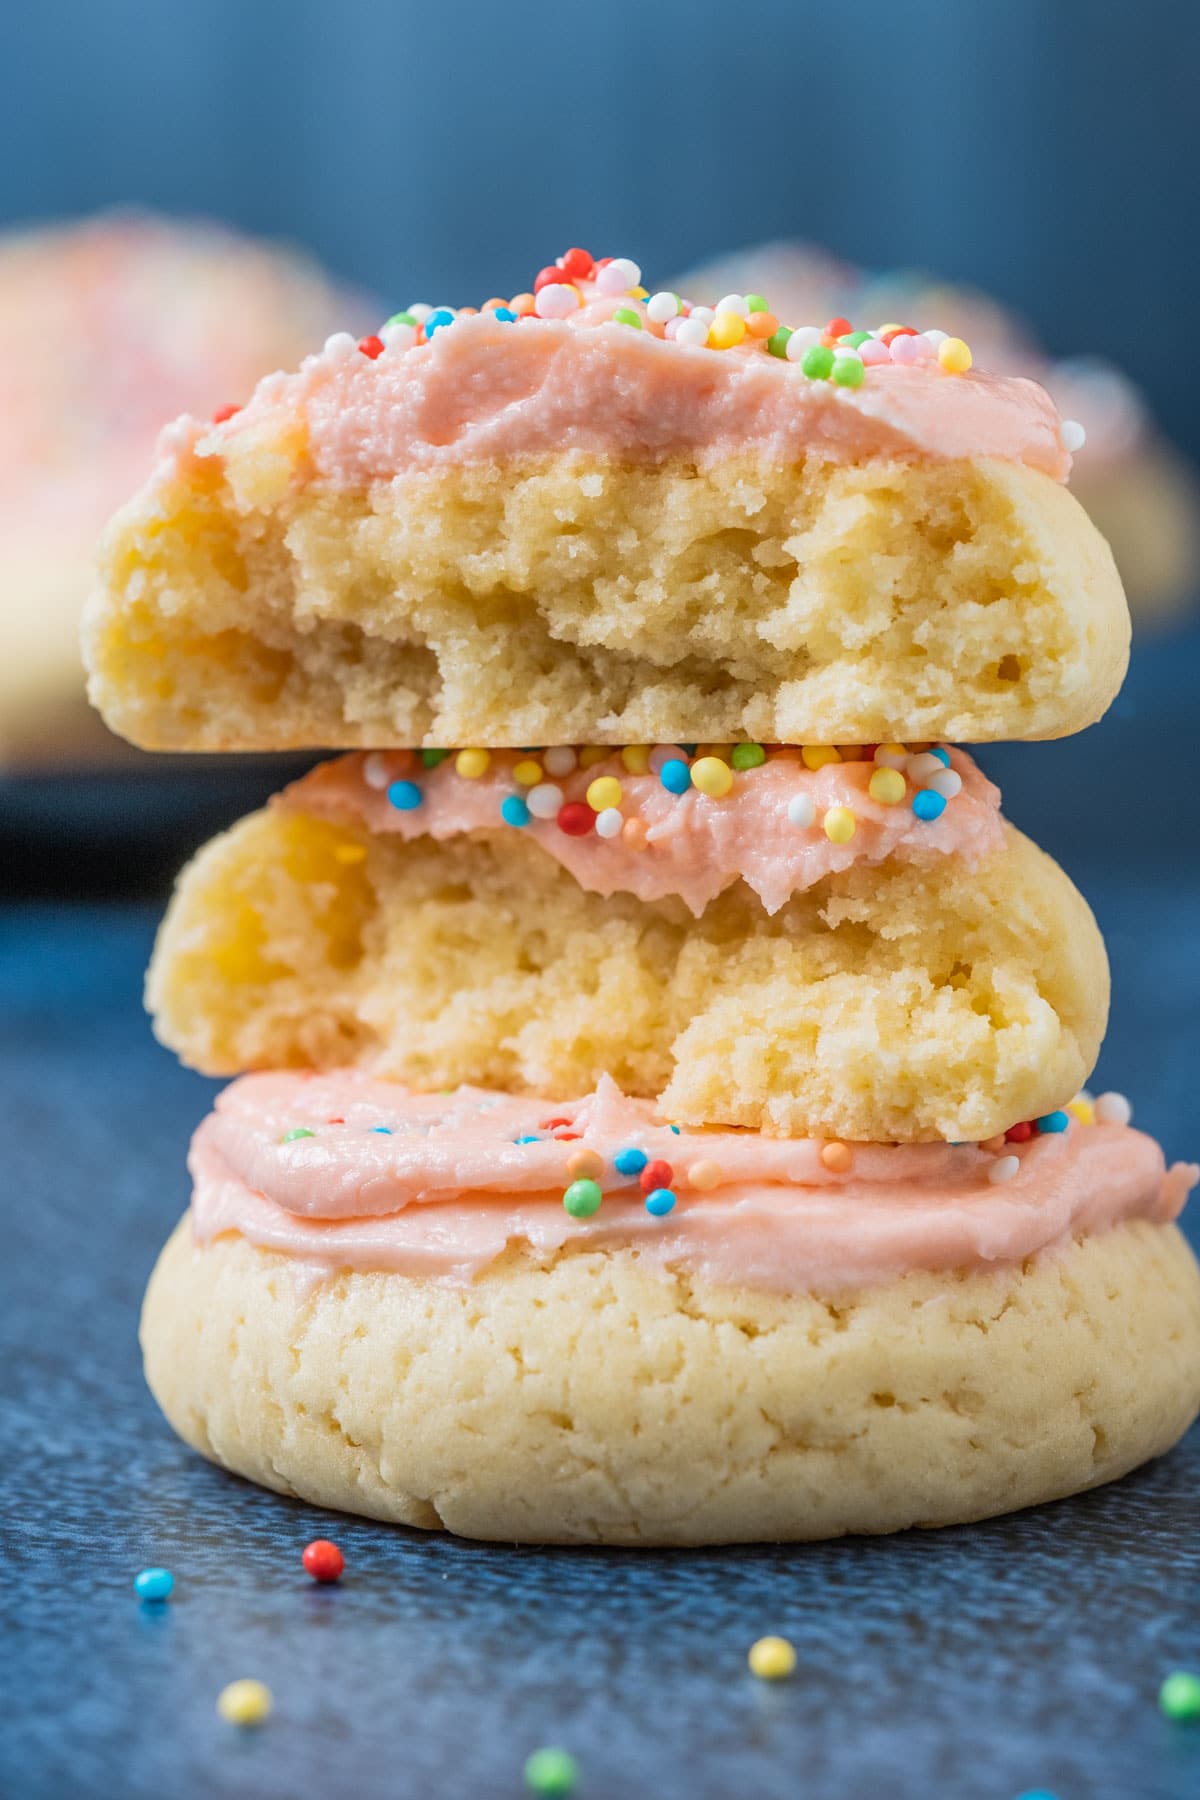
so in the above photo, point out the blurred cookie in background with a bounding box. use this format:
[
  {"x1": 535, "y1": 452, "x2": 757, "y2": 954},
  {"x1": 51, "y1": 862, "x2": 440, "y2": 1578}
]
[
  {"x1": 0, "y1": 211, "x2": 371, "y2": 768},
  {"x1": 678, "y1": 244, "x2": 1199, "y2": 627}
]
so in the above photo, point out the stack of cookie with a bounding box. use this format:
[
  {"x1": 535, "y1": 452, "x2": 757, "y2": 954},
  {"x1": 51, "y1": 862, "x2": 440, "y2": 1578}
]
[{"x1": 86, "y1": 251, "x2": 1200, "y2": 1545}]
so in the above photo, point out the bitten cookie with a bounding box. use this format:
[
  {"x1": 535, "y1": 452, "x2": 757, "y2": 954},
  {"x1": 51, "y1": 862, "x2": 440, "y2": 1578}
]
[
  {"x1": 84, "y1": 251, "x2": 1128, "y2": 753},
  {"x1": 146, "y1": 747, "x2": 1108, "y2": 1145}
]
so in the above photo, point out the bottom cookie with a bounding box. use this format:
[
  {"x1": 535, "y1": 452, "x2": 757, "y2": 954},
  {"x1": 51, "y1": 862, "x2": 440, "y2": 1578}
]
[{"x1": 142, "y1": 1215, "x2": 1200, "y2": 1546}]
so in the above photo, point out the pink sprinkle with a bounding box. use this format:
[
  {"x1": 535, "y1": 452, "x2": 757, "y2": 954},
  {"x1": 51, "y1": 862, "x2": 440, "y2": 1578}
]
[
  {"x1": 860, "y1": 338, "x2": 891, "y2": 366},
  {"x1": 889, "y1": 333, "x2": 924, "y2": 365},
  {"x1": 663, "y1": 315, "x2": 684, "y2": 340}
]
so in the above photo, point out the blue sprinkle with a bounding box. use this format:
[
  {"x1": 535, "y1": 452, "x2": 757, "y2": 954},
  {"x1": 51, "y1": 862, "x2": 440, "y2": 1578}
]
[
  {"x1": 912, "y1": 788, "x2": 946, "y2": 822},
  {"x1": 929, "y1": 746, "x2": 951, "y2": 767},
  {"x1": 614, "y1": 1146, "x2": 648, "y2": 1177},
  {"x1": 372, "y1": 1125, "x2": 393, "y2": 1134},
  {"x1": 514, "y1": 1134, "x2": 541, "y2": 1145},
  {"x1": 645, "y1": 1187, "x2": 677, "y2": 1217},
  {"x1": 424, "y1": 308, "x2": 456, "y2": 338},
  {"x1": 659, "y1": 759, "x2": 691, "y2": 795},
  {"x1": 669, "y1": 1124, "x2": 681, "y2": 1135},
  {"x1": 388, "y1": 779, "x2": 423, "y2": 811},
  {"x1": 1036, "y1": 1111, "x2": 1070, "y2": 1134},
  {"x1": 493, "y1": 307, "x2": 517, "y2": 322},
  {"x1": 134, "y1": 1568, "x2": 174, "y2": 1603},
  {"x1": 501, "y1": 794, "x2": 531, "y2": 828}
]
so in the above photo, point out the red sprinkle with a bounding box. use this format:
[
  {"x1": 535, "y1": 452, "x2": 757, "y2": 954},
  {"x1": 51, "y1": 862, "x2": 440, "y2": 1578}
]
[
  {"x1": 825, "y1": 317, "x2": 852, "y2": 338},
  {"x1": 557, "y1": 247, "x2": 594, "y2": 281},
  {"x1": 326, "y1": 1116, "x2": 345, "y2": 1125},
  {"x1": 534, "y1": 264, "x2": 566, "y2": 292},
  {"x1": 1005, "y1": 1121, "x2": 1035, "y2": 1143},
  {"x1": 881, "y1": 326, "x2": 919, "y2": 345},
  {"x1": 639, "y1": 1159, "x2": 674, "y2": 1194},
  {"x1": 557, "y1": 802, "x2": 596, "y2": 837},
  {"x1": 211, "y1": 403, "x2": 240, "y2": 424},
  {"x1": 302, "y1": 1539, "x2": 345, "y2": 1583},
  {"x1": 358, "y1": 335, "x2": 385, "y2": 359}
]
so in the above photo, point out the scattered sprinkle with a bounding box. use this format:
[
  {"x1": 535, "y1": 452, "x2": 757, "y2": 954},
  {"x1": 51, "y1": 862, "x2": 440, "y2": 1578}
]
[
  {"x1": 1094, "y1": 1091, "x2": 1133, "y2": 1126},
  {"x1": 1159, "y1": 1671, "x2": 1200, "y2": 1721},
  {"x1": 988, "y1": 1155, "x2": 1021, "y2": 1185},
  {"x1": 639, "y1": 1159, "x2": 674, "y2": 1194},
  {"x1": 586, "y1": 775, "x2": 622, "y2": 812},
  {"x1": 566, "y1": 1148, "x2": 604, "y2": 1181},
  {"x1": 455, "y1": 748, "x2": 490, "y2": 779},
  {"x1": 820, "y1": 1142, "x2": 854, "y2": 1173},
  {"x1": 748, "y1": 1636, "x2": 797, "y2": 1680},
  {"x1": 912, "y1": 789, "x2": 946, "y2": 822},
  {"x1": 595, "y1": 807, "x2": 623, "y2": 838},
  {"x1": 134, "y1": 1568, "x2": 173, "y2": 1603},
  {"x1": 688, "y1": 1159, "x2": 724, "y2": 1189},
  {"x1": 302, "y1": 1540, "x2": 345, "y2": 1583},
  {"x1": 1035, "y1": 1111, "x2": 1070, "y2": 1134},
  {"x1": 614, "y1": 1147, "x2": 648, "y2": 1177},
  {"x1": 659, "y1": 758, "x2": 692, "y2": 795},
  {"x1": 281, "y1": 1127, "x2": 315, "y2": 1144},
  {"x1": 524, "y1": 1747, "x2": 580, "y2": 1796},
  {"x1": 501, "y1": 795, "x2": 531, "y2": 827},
  {"x1": 527, "y1": 783, "x2": 564, "y2": 820},
  {"x1": 690, "y1": 755, "x2": 734, "y2": 798},
  {"x1": 217, "y1": 1680, "x2": 273, "y2": 1727},
  {"x1": 387, "y1": 779, "x2": 423, "y2": 811},
  {"x1": 512, "y1": 758, "x2": 543, "y2": 787},
  {"x1": 556, "y1": 801, "x2": 595, "y2": 837},
  {"x1": 868, "y1": 767, "x2": 907, "y2": 806},
  {"x1": 543, "y1": 747, "x2": 578, "y2": 777},
  {"x1": 822, "y1": 805, "x2": 857, "y2": 844},
  {"x1": 730, "y1": 743, "x2": 766, "y2": 770},
  {"x1": 787, "y1": 793, "x2": 816, "y2": 829},
  {"x1": 1062, "y1": 419, "x2": 1087, "y2": 453},
  {"x1": 645, "y1": 1187, "x2": 677, "y2": 1216}
]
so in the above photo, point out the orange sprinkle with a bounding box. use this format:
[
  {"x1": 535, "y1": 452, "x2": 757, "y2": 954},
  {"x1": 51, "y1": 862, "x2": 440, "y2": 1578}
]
[
  {"x1": 745, "y1": 311, "x2": 779, "y2": 339},
  {"x1": 622, "y1": 817, "x2": 649, "y2": 851},
  {"x1": 481, "y1": 297, "x2": 508, "y2": 312},
  {"x1": 821, "y1": 1142, "x2": 854, "y2": 1173},
  {"x1": 566, "y1": 1148, "x2": 604, "y2": 1181},
  {"x1": 980, "y1": 1134, "x2": 1007, "y2": 1154},
  {"x1": 510, "y1": 292, "x2": 536, "y2": 316}
]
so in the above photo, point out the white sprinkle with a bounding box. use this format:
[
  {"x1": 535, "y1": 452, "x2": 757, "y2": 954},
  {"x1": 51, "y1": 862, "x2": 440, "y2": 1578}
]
[
  {"x1": 1094, "y1": 1091, "x2": 1132, "y2": 1127},
  {"x1": 526, "y1": 783, "x2": 564, "y2": 820},
  {"x1": 323, "y1": 332, "x2": 358, "y2": 360},
  {"x1": 787, "y1": 794, "x2": 816, "y2": 829},
  {"x1": 922, "y1": 329, "x2": 949, "y2": 345},
  {"x1": 873, "y1": 746, "x2": 909, "y2": 770},
  {"x1": 406, "y1": 303, "x2": 434, "y2": 322},
  {"x1": 535, "y1": 283, "x2": 580, "y2": 320},
  {"x1": 907, "y1": 752, "x2": 944, "y2": 783},
  {"x1": 595, "y1": 807, "x2": 623, "y2": 838},
  {"x1": 988, "y1": 1155, "x2": 1021, "y2": 1185},
  {"x1": 688, "y1": 306, "x2": 716, "y2": 327},
  {"x1": 1062, "y1": 419, "x2": 1087, "y2": 452},
  {"x1": 715, "y1": 293, "x2": 749, "y2": 319},
  {"x1": 363, "y1": 753, "x2": 391, "y2": 791},
  {"x1": 649, "y1": 745, "x2": 687, "y2": 774},
  {"x1": 785, "y1": 325, "x2": 824, "y2": 363},
  {"x1": 381, "y1": 321, "x2": 418, "y2": 352},
  {"x1": 646, "y1": 291, "x2": 681, "y2": 324},
  {"x1": 595, "y1": 257, "x2": 641, "y2": 296},
  {"x1": 543, "y1": 747, "x2": 578, "y2": 777},
  {"x1": 675, "y1": 318, "x2": 709, "y2": 347},
  {"x1": 927, "y1": 768, "x2": 963, "y2": 799}
]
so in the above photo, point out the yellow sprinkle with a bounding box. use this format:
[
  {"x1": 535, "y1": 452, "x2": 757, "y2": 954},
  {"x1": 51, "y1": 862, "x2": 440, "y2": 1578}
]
[
  {"x1": 708, "y1": 311, "x2": 747, "y2": 349},
  {"x1": 877, "y1": 321, "x2": 903, "y2": 337},
  {"x1": 566, "y1": 1148, "x2": 604, "y2": 1181},
  {"x1": 455, "y1": 748, "x2": 490, "y2": 779},
  {"x1": 823, "y1": 805, "x2": 856, "y2": 843},
  {"x1": 512, "y1": 758, "x2": 543, "y2": 787},
  {"x1": 578, "y1": 747, "x2": 608, "y2": 769},
  {"x1": 586, "y1": 775, "x2": 623, "y2": 812},
  {"x1": 687, "y1": 1158, "x2": 724, "y2": 1190},
  {"x1": 620, "y1": 745, "x2": 650, "y2": 775},
  {"x1": 938, "y1": 337, "x2": 972, "y2": 373},
  {"x1": 801, "y1": 745, "x2": 841, "y2": 771},
  {"x1": 334, "y1": 843, "x2": 368, "y2": 864},
  {"x1": 630, "y1": 285, "x2": 649, "y2": 299},
  {"x1": 690, "y1": 756, "x2": 734, "y2": 798},
  {"x1": 868, "y1": 767, "x2": 907, "y2": 806},
  {"x1": 1067, "y1": 1097, "x2": 1095, "y2": 1126},
  {"x1": 217, "y1": 1680, "x2": 273, "y2": 1726},
  {"x1": 748, "y1": 1637, "x2": 796, "y2": 1681}
]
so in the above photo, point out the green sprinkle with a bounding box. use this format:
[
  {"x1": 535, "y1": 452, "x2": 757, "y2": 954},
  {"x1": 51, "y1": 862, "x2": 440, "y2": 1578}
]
[
  {"x1": 1159, "y1": 1671, "x2": 1200, "y2": 1721},
  {"x1": 421, "y1": 748, "x2": 451, "y2": 767},
  {"x1": 563, "y1": 1179, "x2": 603, "y2": 1219},
  {"x1": 800, "y1": 344, "x2": 834, "y2": 380},
  {"x1": 611, "y1": 306, "x2": 642, "y2": 329},
  {"x1": 524, "y1": 1747, "x2": 579, "y2": 1796},
  {"x1": 281, "y1": 1127, "x2": 315, "y2": 1143},
  {"x1": 766, "y1": 325, "x2": 793, "y2": 359},
  {"x1": 385, "y1": 311, "x2": 418, "y2": 328},
  {"x1": 832, "y1": 355, "x2": 865, "y2": 388},
  {"x1": 730, "y1": 743, "x2": 766, "y2": 770},
  {"x1": 744, "y1": 294, "x2": 769, "y2": 313},
  {"x1": 844, "y1": 330, "x2": 872, "y2": 347}
]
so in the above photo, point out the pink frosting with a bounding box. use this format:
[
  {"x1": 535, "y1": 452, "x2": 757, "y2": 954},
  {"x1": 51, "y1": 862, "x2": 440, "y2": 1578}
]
[
  {"x1": 281, "y1": 746, "x2": 1003, "y2": 916},
  {"x1": 167, "y1": 281, "x2": 1072, "y2": 487},
  {"x1": 189, "y1": 1071, "x2": 1196, "y2": 1293}
]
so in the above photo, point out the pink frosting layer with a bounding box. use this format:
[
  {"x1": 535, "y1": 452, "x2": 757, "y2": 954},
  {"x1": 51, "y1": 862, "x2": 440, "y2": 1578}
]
[
  {"x1": 281, "y1": 746, "x2": 1002, "y2": 916},
  {"x1": 172, "y1": 290, "x2": 1072, "y2": 486},
  {"x1": 189, "y1": 1072, "x2": 1196, "y2": 1293}
]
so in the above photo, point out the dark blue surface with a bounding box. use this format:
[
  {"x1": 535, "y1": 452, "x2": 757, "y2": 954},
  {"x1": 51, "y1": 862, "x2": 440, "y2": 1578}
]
[{"x1": 3, "y1": 627, "x2": 1200, "y2": 1798}]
